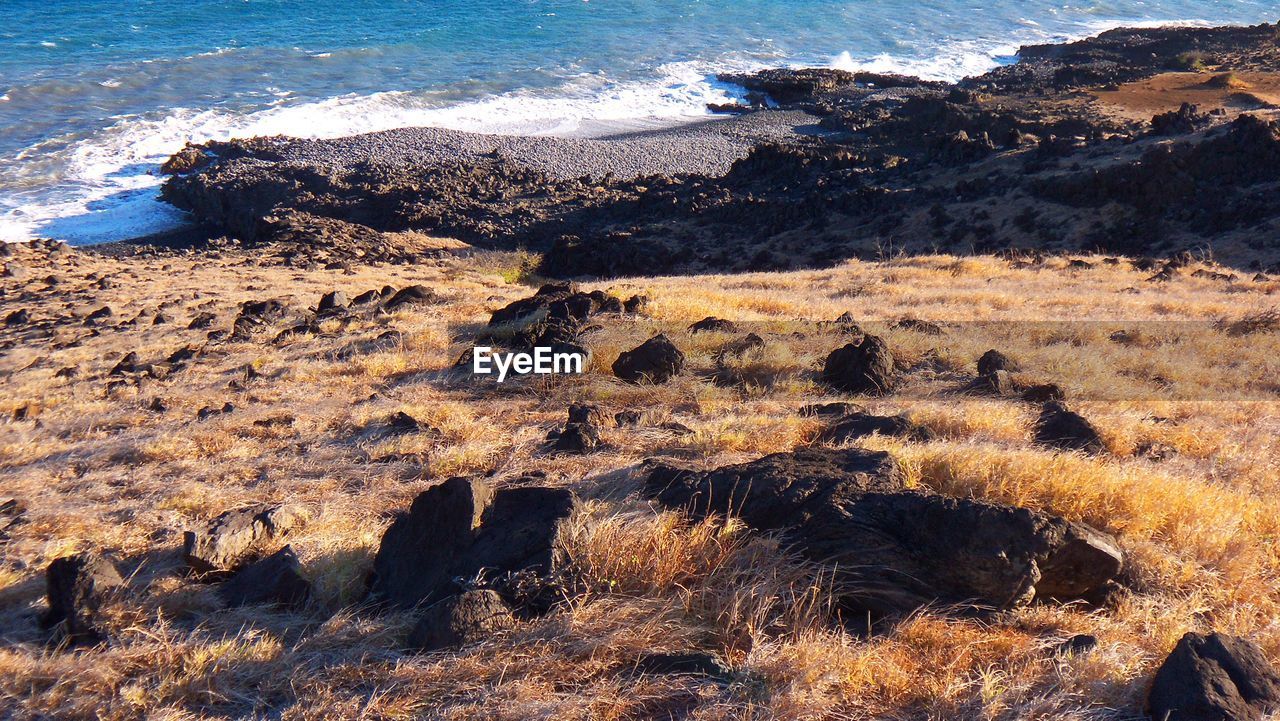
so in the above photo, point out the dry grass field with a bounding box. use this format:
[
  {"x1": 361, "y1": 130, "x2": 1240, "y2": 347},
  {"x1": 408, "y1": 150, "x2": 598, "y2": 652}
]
[{"x1": 1, "y1": 240, "x2": 1279, "y2": 719}]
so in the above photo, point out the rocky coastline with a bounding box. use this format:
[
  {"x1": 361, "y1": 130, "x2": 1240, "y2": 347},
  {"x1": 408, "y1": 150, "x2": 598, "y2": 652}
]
[{"x1": 155, "y1": 22, "x2": 1280, "y2": 275}]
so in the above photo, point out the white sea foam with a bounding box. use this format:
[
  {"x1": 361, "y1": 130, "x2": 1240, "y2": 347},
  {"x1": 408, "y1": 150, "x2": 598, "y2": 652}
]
[
  {"x1": 0, "y1": 60, "x2": 753, "y2": 244},
  {"x1": 0, "y1": 18, "x2": 1241, "y2": 245}
]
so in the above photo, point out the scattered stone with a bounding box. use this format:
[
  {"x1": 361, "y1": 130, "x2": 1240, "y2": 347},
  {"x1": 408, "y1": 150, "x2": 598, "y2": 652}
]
[
  {"x1": 658, "y1": 421, "x2": 695, "y2": 436},
  {"x1": 821, "y1": 335, "x2": 896, "y2": 395},
  {"x1": 55, "y1": 366, "x2": 78, "y2": 379},
  {"x1": 217, "y1": 545, "x2": 311, "y2": 608},
  {"x1": 84, "y1": 306, "x2": 112, "y2": 326},
  {"x1": 488, "y1": 282, "x2": 576, "y2": 326},
  {"x1": 1137, "y1": 441, "x2": 1178, "y2": 461},
  {"x1": 368, "y1": 477, "x2": 576, "y2": 611},
  {"x1": 197, "y1": 402, "x2": 235, "y2": 420},
  {"x1": 167, "y1": 344, "x2": 200, "y2": 364},
  {"x1": 384, "y1": 285, "x2": 441, "y2": 310},
  {"x1": 816, "y1": 412, "x2": 934, "y2": 443},
  {"x1": 147, "y1": 397, "x2": 167, "y2": 413},
  {"x1": 406, "y1": 590, "x2": 516, "y2": 652},
  {"x1": 1022, "y1": 383, "x2": 1065, "y2": 403},
  {"x1": 800, "y1": 402, "x2": 865, "y2": 418},
  {"x1": 1036, "y1": 401, "x2": 1106, "y2": 453},
  {"x1": 688, "y1": 317, "x2": 738, "y2": 334},
  {"x1": 552, "y1": 421, "x2": 602, "y2": 454},
  {"x1": 622, "y1": 294, "x2": 649, "y2": 314},
  {"x1": 1151, "y1": 102, "x2": 1209, "y2": 136},
  {"x1": 612, "y1": 334, "x2": 685, "y2": 384},
  {"x1": 188, "y1": 312, "x2": 216, "y2": 329},
  {"x1": 373, "y1": 411, "x2": 437, "y2": 439},
  {"x1": 892, "y1": 318, "x2": 944, "y2": 335},
  {"x1": 109, "y1": 352, "x2": 139, "y2": 376},
  {"x1": 350, "y1": 289, "x2": 382, "y2": 306},
  {"x1": 253, "y1": 414, "x2": 296, "y2": 429},
  {"x1": 0, "y1": 498, "x2": 27, "y2": 544},
  {"x1": 317, "y1": 290, "x2": 348, "y2": 312},
  {"x1": 646, "y1": 447, "x2": 1122, "y2": 612},
  {"x1": 1147, "y1": 631, "x2": 1280, "y2": 721},
  {"x1": 634, "y1": 652, "x2": 732, "y2": 679},
  {"x1": 183, "y1": 504, "x2": 307, "y2": 574},
  {"x1": 1055, "y1": 634, "x2": 1099, "y2": 656},
  {"x1": 823, "y1": 312, "x2": 864, "y2": 335},
  {"x1": 615, "y1": 410, "x2": 643, "y2": 427},
  {"x1": 967, "y1": 369, "x2": 1017, "y2": 397},
  {"x1": 4, "y1": 309, "x2": 29, "y2": 327},
  {"x1": 41, "y1": 553, "x2": 124, "y2": 645},
  {"x1": 977, "y1": 350, "x2": 1019, "y2": 375}
]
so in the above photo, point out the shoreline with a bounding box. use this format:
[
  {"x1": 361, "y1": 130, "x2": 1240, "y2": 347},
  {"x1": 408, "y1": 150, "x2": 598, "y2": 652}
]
[
  {"x1": 5, "y1": 16, "x2": 1273, "y2": 247},
  {"x1": 149, "y1": 21, "x2": 1280, "y2": 275}
]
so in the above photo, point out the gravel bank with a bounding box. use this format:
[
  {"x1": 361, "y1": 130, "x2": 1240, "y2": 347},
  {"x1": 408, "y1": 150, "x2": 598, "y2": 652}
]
[{"x1": 275, "y1": 110, "x2": 825, "y2": 180}]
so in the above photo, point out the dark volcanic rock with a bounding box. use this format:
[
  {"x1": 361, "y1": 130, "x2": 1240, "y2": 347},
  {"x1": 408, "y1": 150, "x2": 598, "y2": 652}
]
[
  {"x1": 407, "y1": 590, "x2": 516, "y2": 652},
  {"x1": 218, "y1": 545, "x2": 311, "y2": 608},
  {"x1": 688, "y1": 317, "x2": 738, "y2": 334},
  {"x1": 42, "y1": 553, "x2": 124, "y2": 644},
  {"x1": 553, "y1": 422, "x2": 602, "y2": 454},
  {"x1": 635, "y1": 651, "x2": 732, "y2": 679},
  {"x1": 821, "y1": 335, "x2": 896, "y2": 395},
  {"x1": 967, "y1": 369, "x2": 1018, "y2": 397},
  {"x1": 1147, "y1": 631, "x2": 1280, "y2": 721},
  {"x1": 1151, "y1": 102, "x2": 1210, "y2": 136},
  {"x1": 646, "y1": 447, "x2": 1122, "y2": 612},
  {"x1": 800, "y1": 402, "x2": 865, "y2": 418},
  {"x1": 612, "y1": 334, "x2": 685, "y2": 384},
  {"x1": 368, "y1": 477, "x2": 576, "y2": 611},
  {"x1": 0, "y1": 498, "x2": 26, "y2": 544},
  {"x1": 977, "y1": 349, "x2": 1020, "y2": 375},
  {"x1": 4, "y1": 309, "x2": 29, "y2": 327},
  {"x1": 1036, "y1": 401, "x2": 1106, "y2": 453},
  {"x1": 384, "y1": 285, "x2": 441, "y2": 311},
  {"x1": 109, "y1": 352, "x2": 140, "y2": 376},
  {"x1": 717, "y1": 68, "x2": 867, "y2": 103},
  {"x1": 816, "y1": 412, "x2": 934, "y2": 443},
  {"x1": 188, "y1": 312, "x2": 216, "y2": 329},
  {"x1": 157, "y1": 24, "x2": 1280, "y2": 276},
  {"x1": 1022, "y1": 383, "x2": 1066, "y2": 403},
  {"x1": 317, "y1": 290, "x2": 348, "y2": 312},
  {"x1": 183, "y1": 504, "x2": 306, "y2": 574},
  {"x1": 489, "y1": 283, "x2": 576, "y2": 326},
  {"x1": 551, "y1": 403, "x2": 605, "y2": 453},
  {"x1": 85, "y1": 306, "x2": 112, "y2": 326}
]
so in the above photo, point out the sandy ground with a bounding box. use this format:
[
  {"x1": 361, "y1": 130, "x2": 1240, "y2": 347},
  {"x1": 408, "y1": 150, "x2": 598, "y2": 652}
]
[{"x1": 1092, "y1": 70, "x2": 1280, "y2": 121}]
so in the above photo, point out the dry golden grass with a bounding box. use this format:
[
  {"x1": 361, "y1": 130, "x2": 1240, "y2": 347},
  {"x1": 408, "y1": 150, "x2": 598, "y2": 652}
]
[{"x1": 0, "y1": 242, "x2": 1277, "y2": 719}]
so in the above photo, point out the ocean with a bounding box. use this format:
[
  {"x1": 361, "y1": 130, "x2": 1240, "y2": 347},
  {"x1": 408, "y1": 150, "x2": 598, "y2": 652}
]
[{"x1": 0, "y1": 0, "x2": 1275, "y2": 244}]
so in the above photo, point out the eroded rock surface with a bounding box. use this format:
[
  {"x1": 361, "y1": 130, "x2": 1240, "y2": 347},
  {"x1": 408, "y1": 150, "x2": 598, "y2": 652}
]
[
  {"x1": 646, "y1": 447, "x2": 1122, "y2": 613},
  {"x1": 183, "y1": 504, "x2": 307, "y2": 574},
  {"x1": 368, "y1": 477, "x2": 576, "y2": 611},
  {"x1": 1147, "y1": 631, "x2": 1280, "y2": 721}
]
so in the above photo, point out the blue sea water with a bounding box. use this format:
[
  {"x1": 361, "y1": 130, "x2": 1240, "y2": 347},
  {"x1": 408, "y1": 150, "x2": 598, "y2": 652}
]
[{"x1": 0, "y1": 0, "x2": 1276, "y2": 243}]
